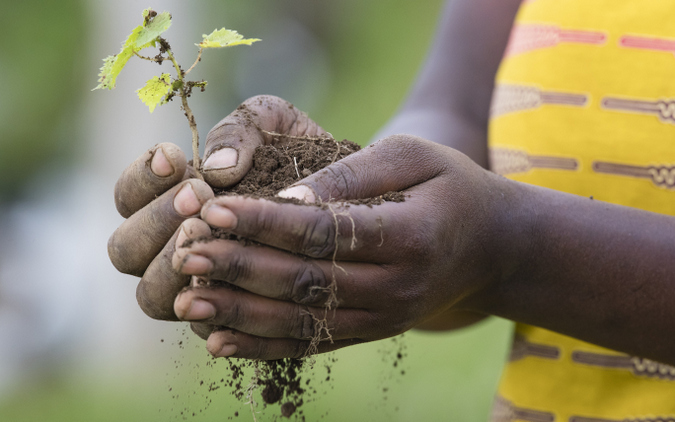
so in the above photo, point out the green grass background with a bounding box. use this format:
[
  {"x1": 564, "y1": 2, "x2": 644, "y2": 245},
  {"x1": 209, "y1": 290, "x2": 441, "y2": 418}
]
[
  {"x1": 1, "y1": 320, "x2": 512, "y2": 421},
  {"x1": 0, "y1": 0, "x2": 514, "y2": 420}
]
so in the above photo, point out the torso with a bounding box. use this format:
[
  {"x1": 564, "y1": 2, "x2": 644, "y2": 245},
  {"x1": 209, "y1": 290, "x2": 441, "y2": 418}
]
[{"x1": 489, "y1": 1, "x2": 675, "y2": 420}]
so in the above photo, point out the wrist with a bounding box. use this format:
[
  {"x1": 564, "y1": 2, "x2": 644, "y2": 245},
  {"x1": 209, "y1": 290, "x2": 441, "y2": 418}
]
[{"x1": 457, "y1": 173, "x2": 535, "y2": 316}]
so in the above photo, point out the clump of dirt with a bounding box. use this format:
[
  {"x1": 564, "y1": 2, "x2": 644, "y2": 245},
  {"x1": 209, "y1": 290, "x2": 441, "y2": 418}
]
[
  {"x1": 216, "y1": 134, "x2": 360, "y2": 199},
  {"x1": 194, "y1": 134, "x2": 405, "y2": 419}
]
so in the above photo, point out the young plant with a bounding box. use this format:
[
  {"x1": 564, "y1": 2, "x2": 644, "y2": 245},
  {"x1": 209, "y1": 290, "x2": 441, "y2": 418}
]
[{"x1": 94, "y1": 8, "x2": 260, "y2": 170}]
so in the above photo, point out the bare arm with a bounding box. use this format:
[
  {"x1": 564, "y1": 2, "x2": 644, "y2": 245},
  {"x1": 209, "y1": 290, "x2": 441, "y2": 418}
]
[
  {"x1": 173, "y1": 136, "x2": 675, "y2": 365},
  {"x1": 466, "y1": 180, "x2": 675, "y2": 364},
  {"x1": 375, "y1": 0, "x2": 522, "y2": 167}
]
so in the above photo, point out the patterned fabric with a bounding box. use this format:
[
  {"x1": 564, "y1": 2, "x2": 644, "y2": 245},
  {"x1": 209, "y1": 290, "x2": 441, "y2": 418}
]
[{"x1": 488, "y1": 1, "x2": 675, "y2": 420}]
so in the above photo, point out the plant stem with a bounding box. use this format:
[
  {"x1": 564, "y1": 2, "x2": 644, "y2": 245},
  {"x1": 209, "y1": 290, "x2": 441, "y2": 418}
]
[
  {"x1": 166, "y1": 47, "x2": 201, "y2": 170},
  {"x1": 133, "y1": 51, "x2": 160, "y2": 62},
  {"x1": 184, "y1": 48, "x2": 203, "y2": 76}
]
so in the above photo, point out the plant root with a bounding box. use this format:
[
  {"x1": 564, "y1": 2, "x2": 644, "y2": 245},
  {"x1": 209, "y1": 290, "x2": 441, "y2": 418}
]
[
  {"x1": 244, "y1": 362, "x2": 261, "y2": 422},
  {"x1": 302, "y1": 308, "x2": 333, "y2": 365},
  {"x1": 293, "y1": 156, "x2": 301, "y2": 179},
  {"x1": 377, "y1": 216, "x2": 384, "y2": 247},
  {"x1": 259, "y1": 129, "x2": 345, "y2": 165}
]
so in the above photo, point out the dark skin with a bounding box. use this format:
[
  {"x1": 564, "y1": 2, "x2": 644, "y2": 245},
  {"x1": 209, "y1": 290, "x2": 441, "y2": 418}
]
[{"x1": 109, "y1": 0, "x2": 675, "y2": 365}]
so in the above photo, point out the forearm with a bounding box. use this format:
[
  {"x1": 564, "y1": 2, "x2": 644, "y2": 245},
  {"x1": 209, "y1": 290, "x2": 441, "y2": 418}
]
[
  {"x1": 470, "y1": 178, "x2": 675, "y2": 364},
  {"x1": 374, "y1": 0, "x2": 522, "y2": 167}
]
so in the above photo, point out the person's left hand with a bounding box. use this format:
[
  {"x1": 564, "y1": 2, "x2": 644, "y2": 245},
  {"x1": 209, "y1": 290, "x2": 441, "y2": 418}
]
[{"x1": 170, "y1": 135, "x2": 516, "y2": 360}]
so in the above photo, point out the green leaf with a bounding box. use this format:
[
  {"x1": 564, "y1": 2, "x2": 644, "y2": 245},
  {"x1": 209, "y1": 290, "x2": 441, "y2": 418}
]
[
  {"x1": 93, "y1": 55, "x2": 116, "y2": 90},
  {"x1": 136, "y1": 73, "x2": 172, "y2": 113},
  {"x1": 93, "y1": 9, "x2": 172, "y2": 90},
  {"x1": 135, "y1": 11, "x2": 172, "y2": 48},
  {"x1": 197, "y1": 28, "x2": 260, "y2": 48},
  {"x1": 92, "y1": 25, "x2": 141, "y2": 90}
]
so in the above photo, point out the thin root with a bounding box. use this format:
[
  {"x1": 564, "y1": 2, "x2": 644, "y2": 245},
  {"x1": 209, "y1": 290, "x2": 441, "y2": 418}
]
[
  {"x1": 330, "y1": 138, "x2": 342, "y2": 164},
  {"x1": 293, "y1": 156, "x2": 301, "y2": 179},
  {"x1": 302, "y1": 308, "x2": 333, "y2": 365},
  {"x1": 377, "y1": 216, "x2": 384, "y2": 247},
  {"x1": 244, "y1": 362, "x2": 261, "y2": 422}
]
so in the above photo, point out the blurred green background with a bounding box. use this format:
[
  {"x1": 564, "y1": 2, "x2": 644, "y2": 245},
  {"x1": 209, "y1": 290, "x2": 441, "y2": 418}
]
[{"x1": 0, "y1": 0, "x2": 513, "y2": 420}]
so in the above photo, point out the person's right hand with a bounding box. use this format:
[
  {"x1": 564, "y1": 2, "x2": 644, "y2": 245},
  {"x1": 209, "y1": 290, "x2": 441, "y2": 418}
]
[{"x1": 107, "y1": 95, "x2": 329, "y2": 321}]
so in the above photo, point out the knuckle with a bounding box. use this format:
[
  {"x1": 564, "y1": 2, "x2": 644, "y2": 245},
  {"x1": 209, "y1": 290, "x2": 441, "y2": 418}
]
[
  {"x1": 290, "y1": 262, "x2": 330, "y2": 306},
  {"x1": 217, "y1": 247, "x2": 250, "y2": 285},
  {"x1": 299, "y1": 213, "x2": 336, "y2": 258},
  {"x1": 380, "y1": 133, "x2": 422, "y2": 150},
  {"x1": 220, "y1": 296, "x2": 244, "y2": 328},
  {"x1": 290, "y1": 306, "x2": 316, "y2": 340},
  {"x1": 316, "y1": 161, "x2": 358, "y2": 200},
  {"x1": 251, "y1": 204, "x2": 278, "y2": 237},
  {"x1": 245, "y1": 94, "x2": 283, "y2": 107}
]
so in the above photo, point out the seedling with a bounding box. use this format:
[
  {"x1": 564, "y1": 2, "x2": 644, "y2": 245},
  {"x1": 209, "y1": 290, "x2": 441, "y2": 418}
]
[{"x1": 93, "y1": 8, "x2": 260, "y2": 170}]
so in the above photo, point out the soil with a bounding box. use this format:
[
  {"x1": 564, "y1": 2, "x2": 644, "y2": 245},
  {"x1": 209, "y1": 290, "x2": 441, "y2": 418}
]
[
  {"x1": 194, "y1": 134, "x2": 405, "y2": 419},
  {"x1": 215, "y1": 135, "x2": 359, "y2": 198}
]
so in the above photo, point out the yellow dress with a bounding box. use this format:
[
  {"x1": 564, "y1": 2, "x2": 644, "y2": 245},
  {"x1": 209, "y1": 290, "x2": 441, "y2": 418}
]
[{"x1": 488, "y1": 1, "x2": 675, "y2": 420}]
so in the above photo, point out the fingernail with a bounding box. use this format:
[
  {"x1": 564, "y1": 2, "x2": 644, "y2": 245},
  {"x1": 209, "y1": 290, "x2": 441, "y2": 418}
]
[
  {"x1": 215, "y1": 344, "x2": 238, "y2": 358},
  {"x1": 151, "y1": 147, "x2": 174, "y2": 177},
  {"x1": 278, "y1": 185, "x2": 316, "y2": 203},
  {"x1": 175, "y1": 225, "x2": 189, "y2": 248},
  {"x1": 207, "y1": 334, "x2": 239, "y2": 357},
  {"x1": 175, "y1": 296, "x2": 216, "y2": 321},
  {"x1": 180, "y1": 254, "x2": 213, "y2": 275},
  {"x1": 174, "y1": 184, "x2": 201, "y2": 216},
  {"x1": 203, "y1": 147, "x2": 238, "y2": 170},
  {"x1": 203, "y1": 204, "x2": 237, "y2": 229}
]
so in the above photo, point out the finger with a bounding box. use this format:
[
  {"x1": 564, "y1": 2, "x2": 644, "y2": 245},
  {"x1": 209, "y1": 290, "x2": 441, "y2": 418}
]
[
  {"x1": 173, "y1": 286, "x2": 380, "y2": 341},
  {"x1": 173, "y1": 238, "x2": 387, "y2": 308},
  {"x1": 137, "y1": 219, "x2": 212, "y2": 320},
  {"x1": 114, "y1": 143, "x2": 188, "y2": 218},
  {"x1": 200, "y1": 196, "x2": 412, "y2": 262},
  {"x1": 278, "y1": 134, "x2": 450, "y2": 203},
  {"x1": 201, "y1": 95, "x2": 328, "y2": 188},
  {"x1": 175, "y1": 218, "x2": 213, "y2": 249},
  {"x1": 108, "y1": 179, "x2": 213, "y2": 276},
  {"x1": 190, "y1": 322, "x2": 216, "y2": 341},
  {"x1": 206, "y1": 329, "x2": 364, "y2": 360}
]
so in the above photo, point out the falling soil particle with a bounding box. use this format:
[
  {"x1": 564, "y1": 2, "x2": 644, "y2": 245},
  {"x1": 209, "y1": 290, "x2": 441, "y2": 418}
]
[
  {"x1": 281, "y1": 402, "x2": 297, "y2": 418},
  {"x1": 189, "y1": 133, "x2": 406, "y2": 419}
]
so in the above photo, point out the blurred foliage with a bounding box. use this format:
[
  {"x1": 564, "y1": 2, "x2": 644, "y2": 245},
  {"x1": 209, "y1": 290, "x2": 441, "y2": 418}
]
[
  {"x1": 202, "y1": 0, "x2": 447, "y2": 144},
  {"x1": 0, "y1": 1, "x2": 85, "y2": 200},
  {"x1": 0, "y1": 319, "x2": 512, "y2": 422}
]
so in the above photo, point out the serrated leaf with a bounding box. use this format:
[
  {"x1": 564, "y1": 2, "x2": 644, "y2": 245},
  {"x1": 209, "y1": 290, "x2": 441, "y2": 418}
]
[
  {"x1": 135, "y1": 11, "x2": 172, "y2": 48},
  {"x1": 93, "y1": 24, "x2": 144, "y2": 90},
  {"x1": 137, "y1": 73, "x2": 172, "y2": 113},
  {"x1": 197, "y1": 28, "x2": 260, "y2": 48},
  {"x1": 93, "y1": 55, "x2": 116, "y2": 90},
  {"x1": 93, "y1": 9, "x2": 171, "y2": 90}
]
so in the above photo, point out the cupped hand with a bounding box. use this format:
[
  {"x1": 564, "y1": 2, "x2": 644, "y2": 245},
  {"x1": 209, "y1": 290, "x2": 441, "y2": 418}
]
[
  {"x1": 171, "y1": 135, "x2": 516, "y2": 359},
  {"x1": 107, "y1": 95, "x2": 330, "y2": 320}
]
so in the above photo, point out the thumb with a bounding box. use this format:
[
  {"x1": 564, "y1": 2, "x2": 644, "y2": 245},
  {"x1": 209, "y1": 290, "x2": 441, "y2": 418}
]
[
  {"x1": 278, "y1": 134, "x2": 450, "y2": 203},
  {"x1": 201, "y1": 95, "x2": 328, "y2": 189}
]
